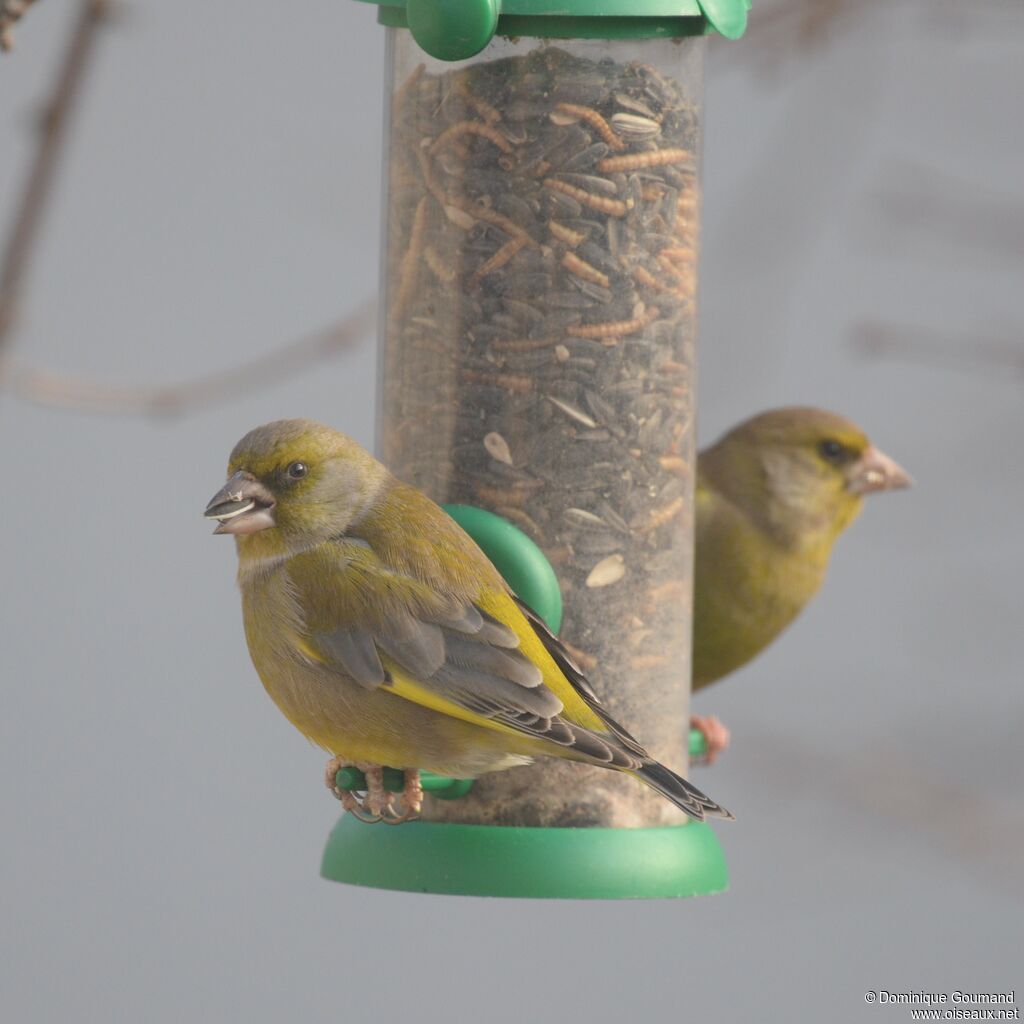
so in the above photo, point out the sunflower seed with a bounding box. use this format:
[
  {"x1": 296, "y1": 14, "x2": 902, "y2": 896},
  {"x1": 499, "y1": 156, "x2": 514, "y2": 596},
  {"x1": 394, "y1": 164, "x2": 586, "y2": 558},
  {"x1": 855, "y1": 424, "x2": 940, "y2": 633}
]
[{"x1": 585, "y1": 553, "x2": 626, "y2": 588}]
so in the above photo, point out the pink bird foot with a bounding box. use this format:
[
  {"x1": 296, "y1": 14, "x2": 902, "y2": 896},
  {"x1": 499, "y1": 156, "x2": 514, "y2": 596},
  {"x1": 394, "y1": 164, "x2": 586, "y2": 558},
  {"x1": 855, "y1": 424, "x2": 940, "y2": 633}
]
[
  {"x1": 324, "y1": 757, "x2": 422, "y2": 824},
  {"x1": 690, "y1": 714, "x2": 731, "y2": 766}
]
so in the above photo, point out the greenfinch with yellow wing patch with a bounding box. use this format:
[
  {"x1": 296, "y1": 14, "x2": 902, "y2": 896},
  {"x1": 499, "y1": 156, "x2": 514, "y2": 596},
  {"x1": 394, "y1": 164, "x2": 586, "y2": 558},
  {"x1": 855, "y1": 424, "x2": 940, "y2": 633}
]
[
  {"x1": 206, "y1": 419, "x2": 732, "y2": 824},
  {"x1": 690, "y1": 407, "x2": 910, "y2": 759}
]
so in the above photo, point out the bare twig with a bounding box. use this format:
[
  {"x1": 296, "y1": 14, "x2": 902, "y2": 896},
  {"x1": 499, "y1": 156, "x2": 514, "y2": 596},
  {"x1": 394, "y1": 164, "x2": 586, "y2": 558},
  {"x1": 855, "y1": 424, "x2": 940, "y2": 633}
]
[
  {"x1": 0, "y1": 0, "x2": 40, "y2": 52},
  {"x1": 0, "y1": 303, "x2": 376, "y2": 415},
  {"x1": 869, "y1": 163, "x2": 1024, "y2": 262},
  {"x1": 0, "y1": 0, "x2": 109, "y2": 345},
  {"x1": 712, "y1": 0, "x2": 1023, "y2": 72},
  {"x1": 0, "y1": 0, "x2": 373, "y2": 420},
  {"x1": 851, "y1": 320, "x2": 1024, "y2": 379},
  {"x1": 711, "y1": 0, "x2": 885, "y2": 70}
]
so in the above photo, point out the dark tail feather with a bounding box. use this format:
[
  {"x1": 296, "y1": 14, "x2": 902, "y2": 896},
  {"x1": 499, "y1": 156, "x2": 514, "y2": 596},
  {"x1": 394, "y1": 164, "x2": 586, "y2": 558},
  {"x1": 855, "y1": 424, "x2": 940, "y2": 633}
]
[{"x1": 634, "y1": 761, "x2": 735, "y2": 822}]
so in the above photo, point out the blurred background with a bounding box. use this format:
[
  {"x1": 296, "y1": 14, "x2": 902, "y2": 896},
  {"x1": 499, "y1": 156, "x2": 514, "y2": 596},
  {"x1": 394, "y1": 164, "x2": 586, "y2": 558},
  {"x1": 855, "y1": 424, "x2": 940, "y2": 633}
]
[{"x1": 1, "y1": 1, "x2": 1020, "y2": 1021}]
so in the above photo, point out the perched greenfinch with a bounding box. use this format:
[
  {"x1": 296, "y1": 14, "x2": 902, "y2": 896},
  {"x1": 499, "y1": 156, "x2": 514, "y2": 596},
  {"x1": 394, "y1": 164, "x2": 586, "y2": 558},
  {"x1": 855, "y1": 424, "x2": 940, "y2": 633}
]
[
  {"x1": 690, "y1": 407, "x2": 910, "y2": 760},
  {"x1": 205, "y1": 419, "x2": 732, "y2": 824}
]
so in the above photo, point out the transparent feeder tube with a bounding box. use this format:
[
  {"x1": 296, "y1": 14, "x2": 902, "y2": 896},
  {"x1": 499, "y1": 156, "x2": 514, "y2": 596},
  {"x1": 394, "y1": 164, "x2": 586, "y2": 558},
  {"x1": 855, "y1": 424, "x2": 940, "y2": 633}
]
[{"x1": 377, "y1": 32, "x2": 704, "y2": 829}]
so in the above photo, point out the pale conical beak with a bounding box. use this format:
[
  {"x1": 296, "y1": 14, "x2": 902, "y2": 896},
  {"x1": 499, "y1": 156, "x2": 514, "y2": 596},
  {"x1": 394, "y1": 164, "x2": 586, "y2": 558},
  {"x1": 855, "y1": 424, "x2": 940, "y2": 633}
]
[
  {"x1": 204, "y1": 471, "x2": 276, "y2": 535},
  {"x1": 846, "y1": 445, "x2": 912, "y2": 495}
]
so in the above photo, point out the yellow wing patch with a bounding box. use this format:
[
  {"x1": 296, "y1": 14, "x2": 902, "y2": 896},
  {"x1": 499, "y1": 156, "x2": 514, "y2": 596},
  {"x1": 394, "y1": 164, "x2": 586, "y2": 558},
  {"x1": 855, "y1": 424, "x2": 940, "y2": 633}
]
[
  {"x1": 474, "y1": 589, "x2": 608, "y2": 734},
  {"x1": 381, "y1": 664, "x2": 531, "y2": 742}
]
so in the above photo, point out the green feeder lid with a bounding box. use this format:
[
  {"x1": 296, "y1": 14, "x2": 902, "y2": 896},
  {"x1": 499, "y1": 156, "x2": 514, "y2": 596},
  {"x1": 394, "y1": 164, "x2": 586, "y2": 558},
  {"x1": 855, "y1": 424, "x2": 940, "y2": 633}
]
[{"x1": 354, "y1": 0, "x2": 749, "y2": 61}]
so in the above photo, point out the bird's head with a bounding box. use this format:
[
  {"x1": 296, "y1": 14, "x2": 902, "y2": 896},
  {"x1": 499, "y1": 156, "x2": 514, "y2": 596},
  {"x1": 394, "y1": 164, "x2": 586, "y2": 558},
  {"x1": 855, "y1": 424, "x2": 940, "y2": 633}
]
[
  {"x1": 700, "y1": 407, "x2": 911, "y2": 549},
  {"x1": 204, "y1": 419, "x2": 387, "y2": 557}
]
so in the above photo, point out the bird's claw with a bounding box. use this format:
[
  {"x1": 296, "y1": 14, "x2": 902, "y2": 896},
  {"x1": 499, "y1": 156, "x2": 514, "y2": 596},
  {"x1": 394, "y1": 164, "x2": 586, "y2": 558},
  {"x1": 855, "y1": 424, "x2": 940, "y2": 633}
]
[{"x1": 324, "y1": 758, "x2": 422, "y2": 824}]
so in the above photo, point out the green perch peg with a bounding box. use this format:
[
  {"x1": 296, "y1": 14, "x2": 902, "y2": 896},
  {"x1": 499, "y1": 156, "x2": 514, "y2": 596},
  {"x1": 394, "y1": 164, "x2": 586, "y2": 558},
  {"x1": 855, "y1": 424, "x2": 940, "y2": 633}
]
[{"x1": 334, "y1": 766, "x2": 474, "y2": 800}]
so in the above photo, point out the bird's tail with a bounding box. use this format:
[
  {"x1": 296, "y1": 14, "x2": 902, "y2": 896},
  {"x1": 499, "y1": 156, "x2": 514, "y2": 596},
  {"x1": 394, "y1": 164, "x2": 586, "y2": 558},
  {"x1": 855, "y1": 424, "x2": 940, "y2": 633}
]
[{"x1": 632, "y1": 761, "x2": 735, "y2": 822}]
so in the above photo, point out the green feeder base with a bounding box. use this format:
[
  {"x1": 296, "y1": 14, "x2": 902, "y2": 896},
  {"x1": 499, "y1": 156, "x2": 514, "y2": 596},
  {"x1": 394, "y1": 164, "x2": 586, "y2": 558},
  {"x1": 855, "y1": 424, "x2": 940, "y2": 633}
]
[{"x1": 321, "y1": 817, "x2": 728, "y2": 899}]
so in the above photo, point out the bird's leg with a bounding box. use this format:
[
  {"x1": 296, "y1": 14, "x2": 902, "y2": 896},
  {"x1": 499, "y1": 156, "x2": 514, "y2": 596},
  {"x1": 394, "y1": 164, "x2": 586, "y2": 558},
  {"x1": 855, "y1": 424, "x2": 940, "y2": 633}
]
[
  {"x1": 402, "y1": 769, "x2": 423, "y2": 817},
  {"x1": 380, "y1": 769, "x2": 423, "y2": 824},
  {"x1": 690, "y1": 714, "x2": 731, "y2": 766},
  {"x1": 355, "y1": 762, "x2": 391, "y2": 819},
  {"x1": 322, "y1": 758, "x2": 421, "y2": 824},
  {"x1": 325, "y1": 756, "x2": 385, "y2": 822}
]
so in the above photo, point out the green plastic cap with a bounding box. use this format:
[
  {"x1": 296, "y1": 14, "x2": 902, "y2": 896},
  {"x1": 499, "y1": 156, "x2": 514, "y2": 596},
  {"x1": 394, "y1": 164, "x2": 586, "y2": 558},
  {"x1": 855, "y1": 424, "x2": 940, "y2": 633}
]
[{"x1": 355, "y1": 0, "x2": 749, "y2": 61}]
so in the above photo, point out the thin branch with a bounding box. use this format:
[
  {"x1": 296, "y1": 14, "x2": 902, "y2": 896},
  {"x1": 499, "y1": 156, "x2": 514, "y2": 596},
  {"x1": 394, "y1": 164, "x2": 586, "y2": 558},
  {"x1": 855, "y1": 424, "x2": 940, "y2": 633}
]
[
  {"x1": 711, "y1": 0, "x2": 1023, "y2": 72},
  {"x1": 0, "y1": 0, "x2": 40, "y2": 52},
  {"x1": 850, "y1": 320, "x2": 1024, "y2": 379},
  {"x1": 711, "y1": 0, "x2": 885, "y2": 70},
  {"x1": 0, "y1": 0, "x2": 109, "y2": 345},
  {"x1": 0, "y1": 303, "x2": 376, "y2": 416},
  {"x1": 0, "y1": 0, "x2": 373, "y2": 421},
  {"x1": 869, "y1": 162, "x2": 1024, "y2": 262}
]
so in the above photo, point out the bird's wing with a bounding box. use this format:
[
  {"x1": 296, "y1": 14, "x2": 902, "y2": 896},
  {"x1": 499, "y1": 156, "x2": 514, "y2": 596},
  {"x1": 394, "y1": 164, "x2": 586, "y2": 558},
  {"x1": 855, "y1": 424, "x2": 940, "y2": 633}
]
[{"x1": 285, "y1": 539, "x2": 641, "y2": 768}]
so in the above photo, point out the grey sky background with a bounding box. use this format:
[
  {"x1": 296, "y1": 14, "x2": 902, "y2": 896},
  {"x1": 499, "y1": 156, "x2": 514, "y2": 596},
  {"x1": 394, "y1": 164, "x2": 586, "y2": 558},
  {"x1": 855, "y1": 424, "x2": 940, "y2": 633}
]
[{"x1": 1, "y1": 2, "x2": 1021, "y2": 1022}]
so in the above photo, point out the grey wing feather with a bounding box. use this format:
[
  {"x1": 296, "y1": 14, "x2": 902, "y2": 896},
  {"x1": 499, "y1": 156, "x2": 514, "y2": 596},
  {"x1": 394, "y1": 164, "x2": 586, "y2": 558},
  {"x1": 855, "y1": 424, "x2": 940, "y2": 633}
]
[
  {"x1": 432, "y1": 603, "x2": 519, "y2": 648},
  {"x1": 374, "y1": 613, "x2": 446, "y2": 678},
  {"x1": 433, "y1": 662, "x2": 562, "y2": 718},
  {"x1": 443, "y1": 633, "x2": 544, "y2": 689},
  {"x1": 315, "y1": 628, "x2": 387, "y2": 689}
]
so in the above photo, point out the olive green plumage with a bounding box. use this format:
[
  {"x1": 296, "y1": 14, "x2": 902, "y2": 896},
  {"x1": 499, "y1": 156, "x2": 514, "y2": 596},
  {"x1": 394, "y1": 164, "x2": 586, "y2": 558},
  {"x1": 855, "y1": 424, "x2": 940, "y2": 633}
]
[
  {"x1": 693, "y1": 407, "x2": 909, "y2": 690},
  {"x1": 207, "y1": 419, "x2": 731, "y2": 822}
]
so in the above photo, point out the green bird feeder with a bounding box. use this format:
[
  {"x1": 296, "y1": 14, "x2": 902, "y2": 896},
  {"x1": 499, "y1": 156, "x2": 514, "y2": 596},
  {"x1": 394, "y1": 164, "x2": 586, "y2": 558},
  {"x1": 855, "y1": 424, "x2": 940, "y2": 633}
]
[{"x1": 323, "y1": 0, "x2": 749, "y2": 899}]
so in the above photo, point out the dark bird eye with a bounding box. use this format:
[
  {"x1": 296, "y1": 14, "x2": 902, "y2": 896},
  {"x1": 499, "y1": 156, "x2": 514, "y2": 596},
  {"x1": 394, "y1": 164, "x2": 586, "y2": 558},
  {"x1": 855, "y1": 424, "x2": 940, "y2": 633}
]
[
  {"x1": 287, "y1": 461, "x2": 308, "y2": 480},
  {"x1": 819, "y1": 440, "x2": 844, "y2": 462}
]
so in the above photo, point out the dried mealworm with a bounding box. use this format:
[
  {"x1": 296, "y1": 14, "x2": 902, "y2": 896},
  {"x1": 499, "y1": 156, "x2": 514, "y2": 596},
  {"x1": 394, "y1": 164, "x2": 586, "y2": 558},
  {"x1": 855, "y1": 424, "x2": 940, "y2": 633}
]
[
  {"x1": 548, "y1": 219, "x2": 587, "y2": 247},
  {"x1": 658, "y1": 245, "x2": 697, "y2": 265},
  {"x1": 393, "y1": 197, "x2": 430, "y2": 319},
  {"x1": 561, "y1": 251, "x2": 610, "y2": 289},
  {"x1": 393, "y1": 63, "x2": 425, "y2": 119},
  {"x1": 558, "y1": 639, "x2": 598, "y2": 673},
  {"x1": 567, "y1": 305, "x2": 660, "y2": 341},
  {"x1": 469, "y1": 236, "x2": 527, "y2": 286},
  {"x1": 473, "y1": 481, "x2": 545, "y2": 508},
  {"x1": 646, "y1": 579, "x2": 687, "y2": 605},
  {"x1": 641, "y1": 496, "x2": 685, "y2": 533},
  {"x1": 491, "y1": 336, "x2": 558, "y2": 353},
  {"x1": 459, "y1": 369, "x2": 533, "y2": 394},
  {"x1": 633, "y1": 265, "x2": 674, "y2": 293},
  {"x1": 456, "y1": 78, "x2": 502, "y2": 124},
  {"x1": 543, "y1": 178, "x2": 630, "y2": 218},
  {"x1": 554, "y1": 102, "x2": 627, "y2": 152},
  {"x1": 597, "y1": 148, "x2": 693, "y2": 173},
  {"x1": 631, "y1": 654, "x2": 669, "y2": 670},
  {"x1": 430, "y1": 120, "x2": 514, "y2": 156},
  {"x1": 423, "y1": 244, "x2": 457, "y2": 284},
  {"x1": 494, "y1": 506, "x2": 544, "y2": 539},
  {"x1": 658, "y1": 455, "x2": 689, "y2": 475}
]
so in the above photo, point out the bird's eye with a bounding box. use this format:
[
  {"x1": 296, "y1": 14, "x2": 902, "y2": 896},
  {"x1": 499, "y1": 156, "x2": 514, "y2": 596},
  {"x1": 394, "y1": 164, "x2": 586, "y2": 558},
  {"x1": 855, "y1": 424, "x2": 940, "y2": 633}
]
[
  {"x1": 819, "y1": 440, "x2": 845, "y2": 462},
  {"x1": 286, "y1": 461, "x2": 308, "y2": 480}
]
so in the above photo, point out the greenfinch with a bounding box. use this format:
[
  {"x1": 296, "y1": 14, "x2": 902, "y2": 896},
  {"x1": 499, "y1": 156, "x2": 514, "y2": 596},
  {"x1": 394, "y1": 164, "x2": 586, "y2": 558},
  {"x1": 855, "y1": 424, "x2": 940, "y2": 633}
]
[
  {"x1": 205, "y1": 419, "x2": 732, "y2": 824},
  {"x1": 690, "y1": 407, "x2": 910, "y2": 760}
]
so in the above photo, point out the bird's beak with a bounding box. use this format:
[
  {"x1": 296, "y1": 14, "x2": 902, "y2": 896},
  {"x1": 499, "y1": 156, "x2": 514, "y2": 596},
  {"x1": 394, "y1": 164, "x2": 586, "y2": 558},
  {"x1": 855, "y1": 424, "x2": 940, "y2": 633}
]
[
  {"x1": 846, "y1": 445, "x2": 912, "y2": 495},
  {"x1": 204, "y1": 471, "x2": 276, "y2": 535}
]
